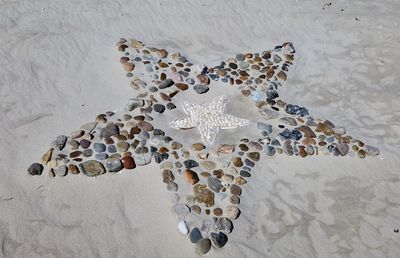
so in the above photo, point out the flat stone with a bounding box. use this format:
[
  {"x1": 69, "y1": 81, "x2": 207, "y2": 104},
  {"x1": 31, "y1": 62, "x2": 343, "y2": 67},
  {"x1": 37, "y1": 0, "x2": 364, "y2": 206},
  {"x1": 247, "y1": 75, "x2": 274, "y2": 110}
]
[
  {"x1": 178, "y1": 220, "x2": 189, "y2": 235},
  {"x1": 193, "y1": 184, "x2": 215, "y2": 207},
  {"x1": 336, "y1": 143, "x2": 349, "y2": 156},
  {"x1": 51, "y1": 135, "x2": 67, "y2": 151},
  {"x1": 280, "y1": 117, "x2": 297, "y2": 126},
  {"x1": 54, "y1": 165, "x2": 68, "y2": 177},
  {"x1": 232, "y1": 157, "x2": 243, "y2": 167},
  {"x1": 105, "y1": 157, "x2": 123, "y2": 172},
  {"x1": 200, "y1": 160, "x2": 216, "y2": 171},
  {"x1": 137, "y1": 121, "x2": 154, "y2": 131},
  {"x1": 167, "y1": 182, "x2": 178, "y2": 192},
  {"x1": 80, "y1": 139, "x2": 91, "y2": 149},
  {"x1": 68, "y1": 164, "x2": 80, "y2": 174},
  {"x1": 82, "y1": 149, "x2": 93, "y2": 157},
  {"x1": 116, "y1": 141, "x2": 130, "y2": 152},
  {"x1": 213, "y1": 217, "x2": 233, "y2": 234},
  {"x1": 192, "y1": 143, "x2": 206, "y2": 151},
  {"x1": 218, "y1": 144, "x2": 235, "y2": 154},
  {"x1": 184, "y1": 159, "x2": 199, "y2": 169},
  {"x1": 264, "y1": 145, "x2": 276, "y2": 156},
  {"x1": 193, "y1": 84, "x2": 209, "y2": 94},
  {"x1": 226, "y1": 205, "x2": 240, "y2": 220},
  {"x1": 184, "y1": 169, "x2": 199, "y2": 185},
  {"x1": 208, "y1": 177, "x2": 223, "y2": 193},
  {"x1": 296, "y1": 125, "x2": 316, "y2": 138},
  {"x1": 210, "y1": 232, "x2": 228, "y2": 248},
  {"x1": 126, "y1": 99, "x2": 145, "y2": 111},
  {"x1": 28, "y1": 163, "x2": 43, "y2": 176},
  {"x1": 100, "y1": 123, "x2": 119, "y2": 139},
  {"x1": 190, "y1": 228, "x2": 203, "y2": 244},
  {"x1": 247, "y1": 152, "x2": 260, "y2": 161},
  {"x1": 257, "y1": 122, "x2": 273, "y2": 134},
  {"x1": 153, "y1": 104, "x2": 166, "y2": 113},
  {"x1": 80, "y1": 160, "x2": 106, "y2": 177},
  {"x1": 162, "y1": 169, "x2": 175, "y2": 183},
  {"x1": 93, "y1": 143, "x2": 106, "y2": 153},
  {"x1": 158, "y1": 78, "x2": 174, "y2": 89},
  {"x1": 365, "y1": 145, "x2": 380, "y2": 156},
  {"x1": 95, "y1": 153, "x2": 108, "y2": 160},
  {"x1": 230, "y1": 184, "x2": 242, "y2": 196}
]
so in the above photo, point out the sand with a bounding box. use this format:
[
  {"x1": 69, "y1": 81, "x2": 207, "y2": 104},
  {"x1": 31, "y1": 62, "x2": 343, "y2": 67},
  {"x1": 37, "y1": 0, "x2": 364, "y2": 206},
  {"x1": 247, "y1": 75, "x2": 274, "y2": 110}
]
[{"x1": 1, "y1": 0, "x2": 400, "y2": 257}]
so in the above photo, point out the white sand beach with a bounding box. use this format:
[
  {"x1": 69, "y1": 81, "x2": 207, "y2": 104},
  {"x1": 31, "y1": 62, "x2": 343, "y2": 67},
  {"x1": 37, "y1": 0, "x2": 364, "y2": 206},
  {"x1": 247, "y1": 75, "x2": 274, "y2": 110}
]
[{"x1": 1, "y1": 0, "x2": 400, "y2": 257}]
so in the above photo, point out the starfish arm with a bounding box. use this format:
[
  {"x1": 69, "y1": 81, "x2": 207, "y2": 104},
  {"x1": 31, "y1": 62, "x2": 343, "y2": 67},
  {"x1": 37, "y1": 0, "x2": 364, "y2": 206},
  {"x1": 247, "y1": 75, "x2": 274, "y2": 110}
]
[
  {"x1": 169, "y1": 117, "x2": 198, "y2": 129},
  {"x1": 182, "y1": 101, "x2": 201, "y2": 115},
  {"x1": 198, "y1": 123, "x2": 219, "y2": 145},
  {"x1": 217, "y1": 114, "x2": 250, "y2": 129},
  {"x1": 202, "y1": 95, "x2": 227, "y2": 114}
]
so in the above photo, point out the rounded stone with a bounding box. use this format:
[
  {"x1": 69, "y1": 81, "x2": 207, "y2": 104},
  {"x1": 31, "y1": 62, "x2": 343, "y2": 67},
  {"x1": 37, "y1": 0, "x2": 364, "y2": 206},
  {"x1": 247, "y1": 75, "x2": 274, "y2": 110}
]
[
  {"x1": 200, "y1": 160, "x2": 216, "y2": 171},
  {"x1": 54, "y1": 165, "x2": 68, "y2": 177},
  {"x1": 190, "y1": 228, "x2": 203, "y2": 244},
  {"x1": 93, "y1": 143, "x2": 106, "y2": 153},
  {"x1": 68, "y1": 164, "x2": 80, "y2": 174},
  {"x1": 79, "y1": 160, "x2": 106, "y2": 177},
  {"x1": 232, "y1": 157, "x2": 243, "y2": 167},
  {"x1": 82, "y1": 149, "x2": 93, "y2": 157},
  {"x1": 230, "y1": 184, "x2": 242, "y2": 196},
  {"x1": 95, "y1": 153, "x2": 108, "y2": 160},
  {"x1": 196, "y1": 238, "x2": 211, "y2": 255},
  {"x1": 192, "y1": 143, "x2": 206, "y2": 151},
  {"x1": 178, "y1": 220, "x2": 189, "y2": 235},
  {"x1": 122, "y1": 156, "x2": 135, "y2": 169},
  {"x1": 116, "y1": 141, "x2": 130, "y2": 152},
  {"x1": 105, "y1": 157, "x2": 123, "y2": 172},
  {"x1": 162, "y1": 169, "x2": 175, "y2": 183},
  {"x1": 193, "y1": 84, "x2": 209, "y2": 94},
  {"x1": 153, "y1": 104, "x2": 166, "y2": 113},
  {"x1": 167, "y1": 182, "x2": 178, "y2": 192},
  {"x1": 208, "y1": 177, "x2": 223, "y2": 193},
  {"x1": 184, "y1": 169, "x2": 199, "y2": 185},
  {"x1": 191, "y1": 205, "x2": 201, "y2": 214},
  {"x1": 80, "y1": 139, "x2": 91, "y2": 149},
  {"x1": 213, "y1": 208, "x2": 223, "y2": 216}
]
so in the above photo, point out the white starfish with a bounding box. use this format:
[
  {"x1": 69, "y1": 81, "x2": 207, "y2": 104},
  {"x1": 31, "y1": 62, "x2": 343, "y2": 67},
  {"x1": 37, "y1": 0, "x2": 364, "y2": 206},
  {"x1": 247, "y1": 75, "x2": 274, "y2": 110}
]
[{"x1": 169, "y1": 95, "x2": 250, "y2": 145}]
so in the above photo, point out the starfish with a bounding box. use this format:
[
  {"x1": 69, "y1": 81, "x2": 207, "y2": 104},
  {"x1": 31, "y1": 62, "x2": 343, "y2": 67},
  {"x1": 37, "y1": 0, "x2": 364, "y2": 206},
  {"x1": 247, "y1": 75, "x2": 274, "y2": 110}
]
[
  {"x1": 27, "y1": 38, "x2": 380, "y2": 255},
  {"x1": 169, "y1": 95, "x2": 250, "y2": 145}
]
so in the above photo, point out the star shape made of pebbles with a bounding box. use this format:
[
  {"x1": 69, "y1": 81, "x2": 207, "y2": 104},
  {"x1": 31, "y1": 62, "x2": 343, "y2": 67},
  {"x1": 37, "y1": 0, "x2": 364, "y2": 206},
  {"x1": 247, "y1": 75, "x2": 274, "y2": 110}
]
[
  {"x1": 27, "y1": 38, "x2": 381, "y2": 255},
  {"x1": 169, "y1": 95, "x2": 250, "y2": 145}
]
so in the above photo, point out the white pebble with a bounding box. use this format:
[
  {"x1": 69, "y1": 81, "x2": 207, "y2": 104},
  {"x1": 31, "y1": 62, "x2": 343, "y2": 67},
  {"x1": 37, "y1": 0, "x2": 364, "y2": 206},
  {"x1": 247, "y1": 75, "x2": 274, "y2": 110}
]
[{"x1": 178, "y1": 220, "x2": 189, "y2": 235}]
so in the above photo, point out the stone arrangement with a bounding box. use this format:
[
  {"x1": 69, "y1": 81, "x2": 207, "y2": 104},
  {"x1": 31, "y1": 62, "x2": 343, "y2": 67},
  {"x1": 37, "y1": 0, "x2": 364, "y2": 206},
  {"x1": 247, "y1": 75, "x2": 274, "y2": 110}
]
[{"x1": 27, "y1": 38, "x2": 380, "y2": 255}]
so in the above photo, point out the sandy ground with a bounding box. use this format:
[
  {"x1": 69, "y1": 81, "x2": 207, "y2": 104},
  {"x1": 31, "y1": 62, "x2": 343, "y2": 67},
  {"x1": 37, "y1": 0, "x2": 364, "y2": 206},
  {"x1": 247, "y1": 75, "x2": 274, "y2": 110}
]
[{"x1": 1, "y1": 0, "x2": 400, "y2": 257}]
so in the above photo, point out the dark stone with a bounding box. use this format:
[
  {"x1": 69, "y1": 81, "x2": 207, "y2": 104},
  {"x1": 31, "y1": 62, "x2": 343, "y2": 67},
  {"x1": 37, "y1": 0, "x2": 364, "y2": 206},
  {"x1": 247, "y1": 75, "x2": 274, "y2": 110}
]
[
  {"x1": 190, "y1": 228, "x2": 203, "y2": 244},
  {"x1": 210, "y1": 232, "x2": 228, "y2": 248},
  {"x1": 184, "y1": 159, "x2": 199, "y2": 169},
  {"x1": 27, "y1": 163, "x2": 43, "y2": 176},
  {"x1": 100, "y1": 123, "x2": 119, "y2": 139},
  {"x1": 153, "y1": 104, "x2": 166, "y2": 113},
  {"x1": 158, "y1": 78, "x2": 174, "y2": 89}
]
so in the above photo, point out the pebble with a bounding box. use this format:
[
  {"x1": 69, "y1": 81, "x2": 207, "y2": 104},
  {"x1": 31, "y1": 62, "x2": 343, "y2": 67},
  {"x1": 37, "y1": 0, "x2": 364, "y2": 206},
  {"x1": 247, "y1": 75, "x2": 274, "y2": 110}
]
[
  {"x1": 54, "y1": 165, "x2": 68, "y2": 177},
  {"x1": 196, "y1": 238, "x2": 211, "y2": 255},
  {"x1": 210, "y1": 232, "x2": 228, "y2": 248},
  {"x1": 122, "y1": 156, "x2": 135, "y2": 169},
  {"x1": 122, "y1": 62, "x2": 135, "y2": 71},
  {"x1": 193, "y1": 84, "x2": 209, "y2": 94},
  {"x1": 213, "y1": 208, "x2": 223, "y2": 216},
  {"x1": 230, "y1": 185, "x2": 242, "y2": 196},
  {"x1": 257, "y1": 122, "x2": 273, "y2": 134},
  {"x1": 68, "y1": 164, "x2": 80, "y2": 174},
  {"x1": 280, "y1": 117, "x2": 297, "y2": 126},
  {"x1": 192, "y1": 143, "x2": 206, "y2": 151},
  {"x1": 222, "y1": 174, "x2": 234, "y2": 183},
  {"x1": 116, "y1": 141, "x2": 130, "y2": 152},
  {"x1": 213, "y1": 217, "x2": 233, "y2": 234},
  {"x1": 80, "y1": 122, "x2": 97, "y2": 132},
  {"x1": 93, "y1": 143, "x2": 106, "y2": 153},
  {"x1": 178, "y1": 220, "x2": 189, "y2": 235},
  {"x1": 365, "y1": 145, "x2": 380, "y2": 156},
  {"x1": 82, "y1": 149, "x2": 93, "y2": 157},
  {"x1": 299, "y1": 146, "x2": 307, "y2": 158},
  {"x1": 264, "y1": 145, "x2": 276, "y2": 156},
  {"x1": 240, "y1": 170, "x2": 251, "y2": 177},
  {"x1": 158, "y1": 78, "x2": 174, "y2": 89},
  {"x1": 336, "y1": 143, "x2": 349, "y2": 156},
  {"x1": 193, "y1": 184, "x2": 215, "y2": 207},
  {"x1": 137, "y1": 121, "x2": 154, "y2": 131},
  {"x1": 190, "y1": 228, "x2": 203, "y2": 244},
  {"x1": 218, "y1": 144, "x2": 235, "y2": 154},
  {"x1": 358, "y1": 149, "x2": 366, "y2": 159},
  {"x1": 28, "y1": 163, "x2": 43, "y2": 176},
  {"x1": 174, "y1": 204, "x2": 190, "y2": 219},
  {"x1": 162, "y1": 169, "x2": 175, "y2": 183},
  {"x1": 230, "y1": 195, "x2": 240, "y2": 204},
  {"x1": 175, "y1": 83, "x2": 188, "y2": 91},
  {"x1": 283, "y1": 140, "x2": 294, "y2": 156},
  {"x1": 200, "y1": 160, "x2": 216, "y2": 171},
  {"x1": 127, "y1": 99, "x2": 145, "y2": 111},
  {"x1": 247, "y1": 152, "x2": 260, "y2": 161},
  {"x1": 184, "y1": 169, "x2": 199, "y2": 185},
  {"x1": 100, "y1": 123, "x2": 120, "y2": 139},
  {"x1": 196, "y1": 74, "x2": 210, "y2": 85},
  {"x1": 108, "y1": 145, "x2": 117, "y2": 153},
  {"x1": 184, "y1": 159, "x2": 199, "y2": 169},
  {"x1": 79, "y1": 160, "x2": 106, "y2": 177},
  {"x1": 153, "y1": 104, "x2": 166, "y2": 113},
  {"x1": 105, "y1": 157, "x2": 123, "y2": 172},
  {"x1": 232, "y1": 157, "x2": 243, "y2": 167},
  {"x1": 51, "y1": 135, "x2": 67, "y2": 151},
  {"x1": 208, "y1": 177, "x2": 223, "y2": 193}
]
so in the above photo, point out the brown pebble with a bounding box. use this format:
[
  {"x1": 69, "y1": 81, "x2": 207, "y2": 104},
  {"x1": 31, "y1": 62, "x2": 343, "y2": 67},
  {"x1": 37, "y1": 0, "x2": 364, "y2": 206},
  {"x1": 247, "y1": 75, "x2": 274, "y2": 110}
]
[
  {"x1": 191, "y1": 205, "x2": 201, "y2": 214},
  {"x1": 192, "y1": 143, "x2": 206, "y2": 151},
  {"x1": 175, "y1": 83, "x2": 188, "y2": 91},
  {"x1": 299, "y1": 146, "x2": 307, "y2": 158},
  {"x1": 201, "y1": 172, "x2": 211, "y2": 178},
  {"x1": 184, "y1": 169, "x2": 199, "y2": 185},
  {"x1": 123, "y1": 62, "x2": 135, "y2": 71},
  {"x1": 232, "y1": 157, "x2": 243, "y2": 167},
  {"x1": 213, "y1": 169, "x2": 224, "y2": 179},
  {"x1": 235, "y1": 177, "x2": 247, "y2": 185},
  {"x1": 196, "y1": 74, "x2": 210, "y2": 85},
  {"x1": 230, "y1": 184, "x2": 242, "y2": 196},
  {"x1": 205, "y1": 209, "x2": 210, "y2": 215},
  {"x1": 358, "y1": 149, "x2": 366, "y2": 159},
  {"x1": 230, "y1": 195, "x2": 240, "y2": 205},
  {"x1": 122, "y1": 156, "x2": 136, "y2": 169},
  {"x1": 68, "y1": 164, "x2": 80, "y2": 174},
  {"x1": 213, "y1": 208, "x2": 223, "y2": 216},
  {"x1": 70, "y1": 151, "x2": 82, "y2": 158}
]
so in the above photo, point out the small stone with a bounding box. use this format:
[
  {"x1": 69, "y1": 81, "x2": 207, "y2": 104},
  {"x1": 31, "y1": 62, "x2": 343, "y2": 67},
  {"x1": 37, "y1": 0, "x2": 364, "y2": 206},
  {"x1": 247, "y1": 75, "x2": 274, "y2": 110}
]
[
  {"x1": 54, "y1": 165, "x2": 68, "y2": 177},
  {"x1": 68, "y1": 164, "x2": 80, "y2": 174},
  {"x1": 235, "y1": 176, "x2": 247, "y2": 185},
  {"x1": 82, "y1": 149, "x2": 93, "y2": 157},
  {"x1": 28, "y1": 163, "x2": 43, "y2": 176},
  {"x1": 230, "y1": 195, "x2": 240, "y2": 204},
  {"x1": 95, "y1": 153, "x2": 108, "y2": 160},
  {"x1": 194, "y1": 84, "x2": 209, "y2": 94},
  {"x1": 171, "y1": 141, "x2": 183, "y2": 149},
  {"x1": 190, "y1": 205, "x2": 201, "y2": 215},
  {"x1": 40, "y1": 148, "x2": 53, "y2": 164},
  {"x1": 184, "y1": 169, "x2": 199, "y2": 185},
  {"x1": 158, "y1": 78, "x2": 174, "y2": 89},
  {"x1": 213, "y1": 169, "x2": 224, "y2": 178},
  {"x1": 174, "y1": 204, "x2": 190, "y2": 219},
  {"x1": 192, "y1": 143, "x2": 206, "y2": 151},
  {"x1": 240, "y1": 170, "x2": 251, "y2": 177},
  {"x1": 280, "y1": 117, "x2": 297, "y2": 126},
  {"x1": 336, "y1": 143, "x2": 349, "y2": 156},
  {"x1": 93, "y1": 143, "x2": 106, "y2": 153},
  {"x1": 47, "y1": 159, "x2": 58, "y2": 168},
  {"x1": 200, "y1": 161, "x2": 216, "y2": 171},
  {"x1": 178, "y1": 220, "x2": 189, "y2": 235},
  {"x1": 239, "y1": 144, "x2": 249, "y2": 152},
  {"x1": 175, "y1": 83, "x2": 188, "y2": 91},
  {"x1": 162, "y1": 169, "x2": 175, "y2": 183},
  {"x1": 296, "y1": 125, "x2": 316, "y2": 138},
  {"x1": 153, "y1": 104, "x2": 166, "y2": 113},
  {"x1": 79, "y1": 139, "x2": 91, "y2": 149},
  {"x1": 365, "y1": 145, "x2": 380, "y2": 156},
  {"x1": 264, "y1": 145, "x2": 276, "y2": 156},
  {"x1": 213, "y1": 208, "x2": 223, "y2": 216},
  {"x1": 122, "y1": 156, "x2": 135, "y2": 169},
  {"x1": 196, "y1": 74, "x2": 210, "y2": 85},
  {"x1": 208, "y1": 177, "x2": 223, "y2": 193},
  {"x1": 210, "y1": 232, "x2": 228, "y2": 248},
  {"x1": 116, "y1": 142, "x2": 130, "y2": 152},
  {"x1": 222, "y1": 174, "x2": 234, "y2": 183},
  {"x1": 196, "y1": 238, "x2": 211, "y2": 255},
  {"x1": 71, "y1": 130, "x2": 84, "y2": 139},
  {"x1": 100, "y1": 123, "x2": 120, "y2": 139},
  {"x1": 230, "y1": 184, "x2": 242, "y2": 196},
  {"x1": 105, "y1": 157, "x2": 123, "y2": 172},
  {"x1": 218, "y1": 144, "x2": 235, "y2": 154},
  {"x1": 232, "y1": 157, "x2": 243, "y2": 167},
  {"x1": 51, "y1": 135, "x2": 67, "y2": 151},
  {"x1": 213, "y1": 217, "x2": 233, "y2": 234},
  {"x1": 126, "y1": 99, "x2": 145, "y2": 111},
  {"x1": 137, "y1": 121, "x2": 154, "y2": 131},
  {"x1": 358, "y1": 149, "x2": 366, "y2": 159},
  {"x1": 201, "y1": 172, "x2": 211, "y2": 178},
  {"x1": 299, "y1": 146, "x2": 307, "y2": 157},
  {"x1": 193, "y1": 184, "x2": 215, "y2": 207},
  {"x1": 247, "y1": 152, "x2": 260, "y2": 161},
  {"x1": 184, "y1": 159, "x2": 199, "y2": 169},
  {"x1": 80, "y1": 160, "x2": 106, "y2": 177},
  {"x1": 257, "y1": 122, "x2": 273, "y2": 134},
  {"x1": 190, "y1": 228, "x2": 203, "y2": 244}
]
